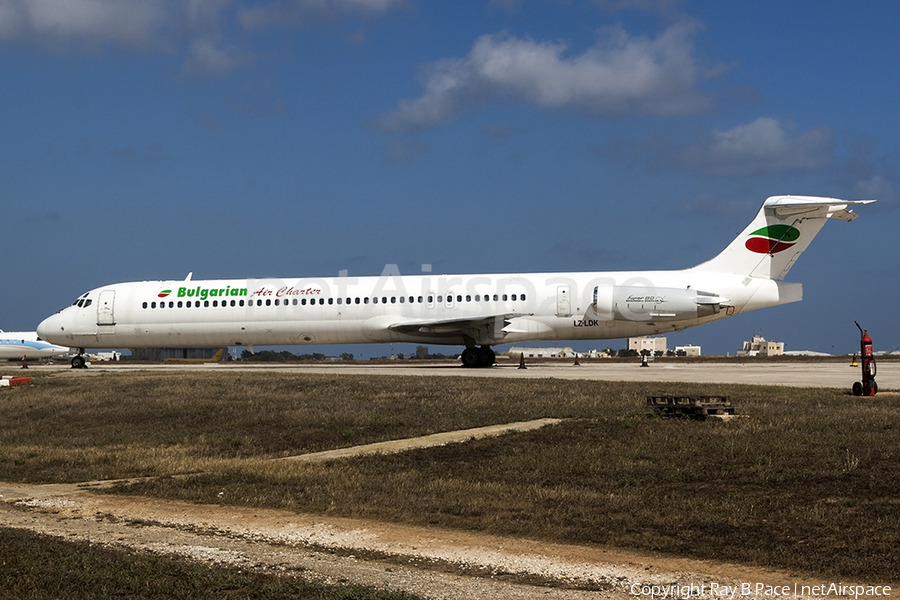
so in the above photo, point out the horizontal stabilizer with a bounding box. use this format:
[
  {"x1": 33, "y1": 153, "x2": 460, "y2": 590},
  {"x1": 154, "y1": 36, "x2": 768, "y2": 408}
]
[{"x1": 690, "y1": 195, "x2": 875, "y2": 280}]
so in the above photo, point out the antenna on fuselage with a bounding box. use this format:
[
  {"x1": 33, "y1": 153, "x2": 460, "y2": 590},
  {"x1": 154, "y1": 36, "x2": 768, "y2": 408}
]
[{"x1": 185, "y1": 272, "x2": 193, "y2": 281}]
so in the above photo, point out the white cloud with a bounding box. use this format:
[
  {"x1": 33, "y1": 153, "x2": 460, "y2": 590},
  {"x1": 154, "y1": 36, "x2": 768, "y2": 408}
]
[
  {"x1": 595, "y1": 117, "x2": 834, "y2": 177},
  {"x1": 852, "y1": 175, "x2": 898, "y2": 207},
  {"x1": 691, "y1": 117, "x2": 832, "y2": 176},
  {"x1": 0, "y1": 0, "x2": 173, "y2": 48},
  {"x1": 0, "y1": 0, "x2": 401, "y2": 76},
  {"x1": 182, "y1": 35, "x2": 254, "y2": 79},
  {"x1": 377, "y1": 19, "x2": 717, "y2": 132},
  {"x1": 239, "y1": 0, "x2": 406, "y2": 29}
]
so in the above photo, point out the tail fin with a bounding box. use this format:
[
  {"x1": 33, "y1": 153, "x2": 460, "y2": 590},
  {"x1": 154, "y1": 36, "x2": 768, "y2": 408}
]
[{"x1": 690, "y1": 195, "x2": 874, "y2": 280}]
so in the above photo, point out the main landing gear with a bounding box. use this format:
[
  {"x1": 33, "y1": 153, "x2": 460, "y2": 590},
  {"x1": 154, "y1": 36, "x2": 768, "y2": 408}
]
[{"x1": 461, "y1": 346, "x2": 495, "y2": 368}]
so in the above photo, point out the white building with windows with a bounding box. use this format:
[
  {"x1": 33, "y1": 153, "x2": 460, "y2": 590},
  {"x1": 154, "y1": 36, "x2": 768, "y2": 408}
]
[
  {"x1": 674, "y1": 344, "x2": 701, "y2": 357},
  {"x1": 628, "y1": 336, "x2": 667, "y2": 354},
  {"x1": 738, "y1": 334, "x2": 784, "y2": 356},
  {"x1": 507, "y1": 346, "x2": 577, "y2": 359}
]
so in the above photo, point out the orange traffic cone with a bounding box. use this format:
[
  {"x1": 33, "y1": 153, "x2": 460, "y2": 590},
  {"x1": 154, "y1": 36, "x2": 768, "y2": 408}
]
[{"x1": 850, "y1": 353, "x2": 858, "y2": 367}]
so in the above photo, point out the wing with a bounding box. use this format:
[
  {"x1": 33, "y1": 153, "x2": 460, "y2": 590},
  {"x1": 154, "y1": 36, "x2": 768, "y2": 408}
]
[{"x1": 387, "y1": 312, "x2": 532, "y2": 342}]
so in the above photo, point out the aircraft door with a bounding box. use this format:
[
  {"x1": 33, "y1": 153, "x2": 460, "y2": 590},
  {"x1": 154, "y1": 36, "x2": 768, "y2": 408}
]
[
  {"x1": 97, "y1": 290, "x2": 116, "y2": 325},
  {"x1": 556, "y1": 286, "x2": 571, "y2": 317}
]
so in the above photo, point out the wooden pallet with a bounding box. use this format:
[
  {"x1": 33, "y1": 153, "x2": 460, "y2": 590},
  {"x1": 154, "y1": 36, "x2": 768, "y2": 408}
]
[{"x1": 647, "y1": 395, "x2": 734, "y2": 420}]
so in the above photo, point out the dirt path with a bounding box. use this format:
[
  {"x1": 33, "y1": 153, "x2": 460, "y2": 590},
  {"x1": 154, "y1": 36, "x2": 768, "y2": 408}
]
[{"x1": 1, "y1": 479, "x2": 836, "y2": 600}]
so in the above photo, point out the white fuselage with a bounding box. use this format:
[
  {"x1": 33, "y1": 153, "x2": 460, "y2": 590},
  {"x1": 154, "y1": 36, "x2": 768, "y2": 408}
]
[
  {"x1": 35, "y1": 269, "x2": 800, "y2": 351},
  {"x1": 0, "y1": 331, "x2": 71, "y2": 358}
]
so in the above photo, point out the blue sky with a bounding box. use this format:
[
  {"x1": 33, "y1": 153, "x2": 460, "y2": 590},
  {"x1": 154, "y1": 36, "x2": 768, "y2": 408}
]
[{"x1": 2, "y1": 0, "x2": 898, "y2": 357}]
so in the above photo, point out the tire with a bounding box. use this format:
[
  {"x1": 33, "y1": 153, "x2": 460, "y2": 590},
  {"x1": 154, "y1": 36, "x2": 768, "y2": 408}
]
[
  {"x1": 479, "y1": 347, "x2": 496, "y2": 367},
  {"x1": 852, "y1": 381, "x2": 862, "y2": 396},
  {"x1": 461, "y1": 348, "x2": 481, "y2": 368}
]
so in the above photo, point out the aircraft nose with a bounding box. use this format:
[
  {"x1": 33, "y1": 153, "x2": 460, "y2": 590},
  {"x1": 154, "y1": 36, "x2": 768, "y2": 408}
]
[{"x1": 37, "y1": 312, "x2": 65, "y2": 344}]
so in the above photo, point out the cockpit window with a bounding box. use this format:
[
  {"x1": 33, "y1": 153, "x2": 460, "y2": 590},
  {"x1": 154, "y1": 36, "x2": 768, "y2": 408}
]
[{"x1": 73, "y1": 293, "x2": 93, "y2": 308}]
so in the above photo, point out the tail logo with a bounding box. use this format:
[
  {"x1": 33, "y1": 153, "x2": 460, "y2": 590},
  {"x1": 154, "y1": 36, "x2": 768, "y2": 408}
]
[{"x1": 745, "y1": 225, "x2": 800, "y2": 254}]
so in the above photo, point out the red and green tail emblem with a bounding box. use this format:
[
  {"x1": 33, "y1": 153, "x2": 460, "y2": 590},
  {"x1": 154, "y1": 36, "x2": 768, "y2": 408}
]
[
  {"x1": 745, "y1": 225, "x2": 800, "y2": 254},
  {"x1": 158, "y1": 289, "x2": 172, "y2": 298}
]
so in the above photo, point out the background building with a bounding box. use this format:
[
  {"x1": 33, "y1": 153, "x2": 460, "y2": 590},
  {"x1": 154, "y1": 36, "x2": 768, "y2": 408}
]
[
  {"x1": 628, "y1": 336, "x2": 667, "y2": 354},
  {"x1": 674, "y1": 344, "x2": 702, "y2": 357},
  {"x1": 507, "y1": 346, "x2": 576, "y2": 359},
  {"x1": 738, "y1": 334, "x2": 784, "y2": 356}
]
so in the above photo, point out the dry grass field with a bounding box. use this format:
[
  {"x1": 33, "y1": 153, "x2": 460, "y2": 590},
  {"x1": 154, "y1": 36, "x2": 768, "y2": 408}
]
[{"x1": 1, "y1": 370, "x2": 898, "y2": 583}]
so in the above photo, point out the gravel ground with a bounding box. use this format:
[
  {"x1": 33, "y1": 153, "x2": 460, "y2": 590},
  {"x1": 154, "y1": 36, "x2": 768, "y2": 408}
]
[{"x1": 1, "y1": 481, "x2": 826, "y2": 600}]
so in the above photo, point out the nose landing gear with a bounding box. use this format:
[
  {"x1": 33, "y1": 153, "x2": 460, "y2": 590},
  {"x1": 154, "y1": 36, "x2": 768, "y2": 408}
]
[{"x1": 71, "y1": 350, "x2": 88, "y2": 369}]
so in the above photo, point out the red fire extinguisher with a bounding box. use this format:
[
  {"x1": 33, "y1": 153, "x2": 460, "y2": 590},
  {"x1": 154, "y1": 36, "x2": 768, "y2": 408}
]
[{"x1": 853, "y1": 321, "x2": 877, "y2": 396}]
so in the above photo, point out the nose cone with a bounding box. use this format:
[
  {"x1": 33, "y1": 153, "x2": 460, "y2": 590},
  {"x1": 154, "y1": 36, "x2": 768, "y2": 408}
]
[{"x1": 37, "y1": 312, "x2": 65, "y2": 345}]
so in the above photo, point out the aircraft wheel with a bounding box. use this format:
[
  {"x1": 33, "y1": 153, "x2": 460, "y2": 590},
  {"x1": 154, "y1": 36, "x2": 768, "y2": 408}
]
[
  {"x1": 461, "y1": 347, "x2": 481, "y2": 368},
  {"x1": 852, "y1": 381, "x2": 862, "y2": 396},
  {"x1": 479, "y1": 347, "x2": 496, "y2": 367},
  {"x1": 71, "y1": 355, "x2": 87, "y2": 369}
]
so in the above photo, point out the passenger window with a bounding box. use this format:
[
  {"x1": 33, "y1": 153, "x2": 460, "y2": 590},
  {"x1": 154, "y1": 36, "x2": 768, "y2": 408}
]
[
  {"x1": 521, "y1": 294, "x2": 526, "y2": 301},
  {"x1": 150, "y1": 302, "x2": 155, "y2": 309},
  {"x1": 457, "y1": 295, "x2": 462, "y2": 302},
  {"x1": 169, "y1": 301, "x2": 174, "y2": 308},
  {"x1": 142, "y1": 302, "x2": 148, "y2": 309},
  {"x1": 337, "y1": 298, "x2": 342, "y2": 305},
  {"x1": 178, "y1": 301, "x2": 183, "y2": 308},
  {"x1": 493, "y1": 294, "x2": 498, "y2": 301},
  {"x1": 204, "y1": 301, "x2": 210, "y2": 307},
  {"x1": 503, "y1": 294, "x2": 508, "y2": 301},
  {"x1": 382, "y1": 297, "x2": 387, "y2": 304},
  {"x1": 437, "y1": 296, "x2": 442, "y2": 303},
  {"x1": 364, "y1": 297, "x2": 369, "y2": 304},
  {"x1": 328, "y1": 298, "x2": 333, "y2": 305},
  {"x1": 466, "y1": 295, "x2": 471, "y2": 302},
  {"x1": 391, "y1": 297, "x2": 396, "y2": 304},
  {"x1": 355, "y1": 298, "x2": 360, "y2": 304},
  {"x1": 399, "y1": 296, "x2": 405, "y2": 303}
]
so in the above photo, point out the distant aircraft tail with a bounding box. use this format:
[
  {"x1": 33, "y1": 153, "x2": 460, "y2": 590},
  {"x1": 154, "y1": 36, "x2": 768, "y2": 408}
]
[{"x1": 690, "y1": 195, "x2": 874, "y2": 280}]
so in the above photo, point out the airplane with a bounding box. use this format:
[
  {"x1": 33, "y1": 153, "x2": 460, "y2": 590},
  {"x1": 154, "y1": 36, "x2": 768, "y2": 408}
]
[
  {"x1": 37, "y1": 195, "x2": 872, "y2": 369},
  {"x1": 0, "y1": 330, "x2": 71, "y2": 360}
]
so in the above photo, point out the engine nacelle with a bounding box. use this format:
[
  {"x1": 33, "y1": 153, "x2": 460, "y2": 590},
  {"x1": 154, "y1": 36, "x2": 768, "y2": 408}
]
[{"x1": 593, "y1": 286, "x2": 728, "y2": 321}]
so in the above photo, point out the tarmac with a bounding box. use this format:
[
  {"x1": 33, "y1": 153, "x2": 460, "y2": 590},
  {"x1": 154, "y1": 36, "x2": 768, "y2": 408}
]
[{"x1": 20, "y1": 358, "x2": 899, "y2": 391}]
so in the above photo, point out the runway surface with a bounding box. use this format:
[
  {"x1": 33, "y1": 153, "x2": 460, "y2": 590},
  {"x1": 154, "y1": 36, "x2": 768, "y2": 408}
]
[{"x1": 26, "y1": 358, "x2": 899, "y2": 391}]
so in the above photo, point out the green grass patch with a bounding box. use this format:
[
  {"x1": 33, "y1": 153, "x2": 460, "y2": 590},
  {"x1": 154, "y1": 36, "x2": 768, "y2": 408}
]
[{"x1": 2, "y1": 371, "x2": 898, "y2": 581}]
